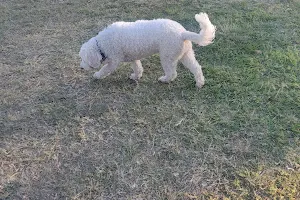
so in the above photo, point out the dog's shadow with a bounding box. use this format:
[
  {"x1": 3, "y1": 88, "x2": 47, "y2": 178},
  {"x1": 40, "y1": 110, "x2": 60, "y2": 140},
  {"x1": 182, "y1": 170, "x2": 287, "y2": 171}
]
[
  {"x1": 89, "y1": 76, "x2": 139, "y2": 91},
  {"x1": 85, "y1": 78, "x2": 208, "y2": 122}
]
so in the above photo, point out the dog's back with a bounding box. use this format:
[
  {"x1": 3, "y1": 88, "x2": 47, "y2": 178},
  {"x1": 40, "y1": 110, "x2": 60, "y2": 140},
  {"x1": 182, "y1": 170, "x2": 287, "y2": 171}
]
[
  {"x1": 101, "y1": 19, "x2": 186, "y2": 61},
  {"x1": 109, "y1": 19, "x2": 185, "y2": 33}
]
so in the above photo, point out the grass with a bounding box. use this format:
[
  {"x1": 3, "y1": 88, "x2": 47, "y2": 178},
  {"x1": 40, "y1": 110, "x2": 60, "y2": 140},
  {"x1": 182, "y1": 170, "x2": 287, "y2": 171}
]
[{"x1": 1, "y1": 0, "x2": 299, "y2": 199}]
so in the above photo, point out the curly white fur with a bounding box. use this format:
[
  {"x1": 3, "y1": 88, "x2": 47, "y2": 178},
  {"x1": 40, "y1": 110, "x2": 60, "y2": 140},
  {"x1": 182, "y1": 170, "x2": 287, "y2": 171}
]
[{"x1": 79, "y1": 12, "x2": 216, "y2": 88}]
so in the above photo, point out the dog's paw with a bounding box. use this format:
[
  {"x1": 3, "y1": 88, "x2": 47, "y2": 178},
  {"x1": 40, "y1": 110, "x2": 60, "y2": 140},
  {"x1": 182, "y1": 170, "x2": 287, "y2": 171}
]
[
  {"x1": 130, "y1": 73, "x2": 142, "y2": 80},
  {"x1": 93, "y1": 72, "x2": 101, "y2": 79},
  {"x1": 158, "y1": 76, "x2": 170, "y2": 83},
  {"x1": 196, "y1": 81, "x2": 204, "y2": 88}
]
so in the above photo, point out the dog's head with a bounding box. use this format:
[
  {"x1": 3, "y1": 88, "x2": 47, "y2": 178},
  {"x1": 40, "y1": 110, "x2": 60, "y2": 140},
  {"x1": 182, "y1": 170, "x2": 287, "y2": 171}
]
[{"x1": 79, "y1": 37, "x2": 103, "y2": 70}]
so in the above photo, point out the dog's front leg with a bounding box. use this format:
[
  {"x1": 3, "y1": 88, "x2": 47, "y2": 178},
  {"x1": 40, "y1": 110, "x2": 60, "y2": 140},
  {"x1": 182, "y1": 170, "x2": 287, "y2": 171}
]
[
  {"x1": 130, "y1": 60, "x2": 143, "y2": 80},
  {"x1": 93, "y1": 60, "x2": 120, "y2": 79}
]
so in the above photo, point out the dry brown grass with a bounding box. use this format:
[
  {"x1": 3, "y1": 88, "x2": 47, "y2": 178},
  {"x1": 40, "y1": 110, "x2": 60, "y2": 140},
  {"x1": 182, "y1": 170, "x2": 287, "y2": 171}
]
[{"x1": 1, "y1": 0, "x2": 300, "y2": 199}]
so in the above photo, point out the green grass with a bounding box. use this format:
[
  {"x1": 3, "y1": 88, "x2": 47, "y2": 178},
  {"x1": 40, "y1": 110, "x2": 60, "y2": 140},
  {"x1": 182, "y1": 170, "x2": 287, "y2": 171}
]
[{"x1": 1, "y1": 0, "x2": 299, "y2": 199}]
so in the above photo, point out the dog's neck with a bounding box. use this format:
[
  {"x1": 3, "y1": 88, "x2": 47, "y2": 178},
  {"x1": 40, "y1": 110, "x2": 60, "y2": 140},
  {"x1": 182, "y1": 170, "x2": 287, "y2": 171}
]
[{"x1": 94, "y1": 38, "x2": 107, "y2": 62}]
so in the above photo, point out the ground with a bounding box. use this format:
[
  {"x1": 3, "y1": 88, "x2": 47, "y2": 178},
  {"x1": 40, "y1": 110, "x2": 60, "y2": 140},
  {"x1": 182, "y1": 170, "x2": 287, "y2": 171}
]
[{"x1": 0, "y1": 0, "x2": 299, "y2": 199}]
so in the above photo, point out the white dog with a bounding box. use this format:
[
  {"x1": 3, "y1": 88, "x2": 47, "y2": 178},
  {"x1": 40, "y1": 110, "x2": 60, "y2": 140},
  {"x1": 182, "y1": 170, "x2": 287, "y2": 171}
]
[{"x1": 79, "y1": 13, "x2": 216, "y2": 88}]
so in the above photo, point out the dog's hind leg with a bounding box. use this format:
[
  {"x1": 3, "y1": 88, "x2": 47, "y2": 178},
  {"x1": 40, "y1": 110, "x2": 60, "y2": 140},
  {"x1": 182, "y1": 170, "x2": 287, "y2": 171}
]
[
  {"x1": 158, "y1": 56, "x2": 178, "y2": 83},
  {"x1": 93, "y1": 60, "x2": 120, "y2": 79},
  {"x1": 180, "y1": 50, "x2": 205, "y2": 88},
  {"x1": 130, "y1": 60, "x2": 143, "y2": 80}
]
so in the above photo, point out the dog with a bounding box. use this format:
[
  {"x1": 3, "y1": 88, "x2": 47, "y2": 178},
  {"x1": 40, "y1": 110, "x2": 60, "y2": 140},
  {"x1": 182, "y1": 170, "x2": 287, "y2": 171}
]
[{"x1": 79, "y1": 13, "x2": 216, "y2": 88}]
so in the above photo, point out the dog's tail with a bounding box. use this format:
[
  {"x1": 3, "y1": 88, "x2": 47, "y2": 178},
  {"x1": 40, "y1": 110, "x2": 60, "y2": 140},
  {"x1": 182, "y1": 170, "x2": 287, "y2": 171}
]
[{"x1": 181, "y1": 13, "x2": 216, "y2": 46}]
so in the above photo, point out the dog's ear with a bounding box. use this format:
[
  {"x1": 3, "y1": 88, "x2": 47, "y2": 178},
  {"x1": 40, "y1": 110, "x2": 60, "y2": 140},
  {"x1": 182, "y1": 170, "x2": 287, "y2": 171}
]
[
  {"x1": 86, "y1": 48, "x2": 101, "y2": 68},
  {"x1": 80, "y1": 38, "x2": 102, "y2": 68}
]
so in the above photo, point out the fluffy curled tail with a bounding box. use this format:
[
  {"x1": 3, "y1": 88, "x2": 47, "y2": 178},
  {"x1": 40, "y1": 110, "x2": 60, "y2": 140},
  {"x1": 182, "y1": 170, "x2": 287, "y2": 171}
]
[{"x1": 181, "y1": 12, "x2": 216, "y2": 46}]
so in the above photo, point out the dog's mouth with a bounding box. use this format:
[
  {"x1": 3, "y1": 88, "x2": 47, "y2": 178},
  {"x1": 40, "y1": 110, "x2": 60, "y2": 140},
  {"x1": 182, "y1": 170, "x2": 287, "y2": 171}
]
[
  {"x1": 80, "y1": 60, "x2": 94, "y2": 70},
  {"x1": 81, "y1": 66, "x2": 92, "y2": 70}
]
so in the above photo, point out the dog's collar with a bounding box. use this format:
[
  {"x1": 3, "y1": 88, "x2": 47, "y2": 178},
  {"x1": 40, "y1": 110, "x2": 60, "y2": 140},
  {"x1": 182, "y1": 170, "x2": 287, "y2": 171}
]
[{"x1": 95, "y1": 38, "x2": 107, "y2": 62}]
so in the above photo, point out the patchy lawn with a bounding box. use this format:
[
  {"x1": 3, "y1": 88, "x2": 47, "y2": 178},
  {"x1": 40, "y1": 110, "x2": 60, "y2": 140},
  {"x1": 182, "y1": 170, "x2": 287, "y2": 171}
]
[{"x1": 1, "y1": 0, "x2": 299, "y2": 199}]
